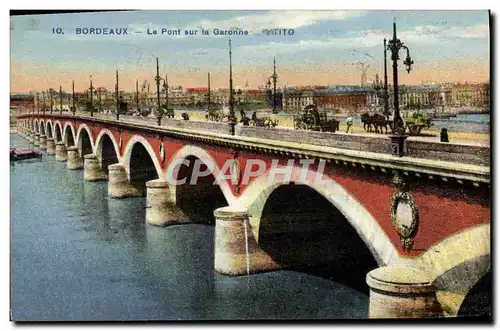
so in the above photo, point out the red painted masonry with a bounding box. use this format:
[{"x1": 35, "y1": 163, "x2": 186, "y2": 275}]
[{"x1": 21, "y1": 114, "x2": 491, "y2": 257}]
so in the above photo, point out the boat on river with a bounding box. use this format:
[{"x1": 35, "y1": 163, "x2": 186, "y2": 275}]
[{"x1": 10, "y1": 148, "x2": 42, "y2": 161}]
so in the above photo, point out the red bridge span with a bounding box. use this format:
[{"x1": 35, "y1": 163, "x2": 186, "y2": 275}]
[{"x1": 17, "y1": 113, "x2": 490, "y2": 318}]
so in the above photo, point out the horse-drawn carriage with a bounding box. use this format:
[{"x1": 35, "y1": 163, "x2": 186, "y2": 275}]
[
  {"x1": 293, "y1": 105, "x2": 339, "y2": 132},
  {"x1": 250, "y1": 111, "x2": 279, "y2": 128},
  {"x1": 403, "y1": 112, "x2": 433, "y2": 134},
  {"x1": 161, "y1": 104, "x2": 175, "y2": 118},
  {"x1": 361, "y1": 111, "x2": 433, "y2": 134},
  {"x1": 206, "y1": 106, "x2": 227, "y2": 122}
]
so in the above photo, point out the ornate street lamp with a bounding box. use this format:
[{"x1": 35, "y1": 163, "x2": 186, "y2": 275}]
[
  {"x1": 386, "y1": 21, "x2": 414, "y2": 157},
  {"x1": 267, "y1": 57, "x2": 278, "y2": 114},
  {"x1": 115, "y1": 70, "x2": 120, "y2": 121},
  {"x1": 59, "y1": 86, "x2": 63, "y2": 114},
  {"x1": 41, "y1": 91, "x2": 45, "y2": 114},
  {"x1": 72, "y1": 80, "x2": 76, "y2": 115},
  {"x1": 49, "y1": 88, "x2": 54, "y2": 114},
  {"x1": 228, "y1": 38, "x2": 237, "y2": 135},
  {"x1": 383, "y1": 38, "x2": 390, "y2": 118},
  {"x1": 88, "y1": 75, "x2": 95, "y2": 117},
  {"x1": 154, "y1": 57, "x2": 166, "y2": 126}
]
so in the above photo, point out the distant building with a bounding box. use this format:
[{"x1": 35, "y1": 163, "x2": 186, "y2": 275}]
[
  {"x1": 282, "y1": 88, "x2": 313, "y2": 111},
  {"x1": 312, "y1": 85, "x2": 377, "y2": 113},
  {"x1": 10, "y1": 93, "x2": 35, "y2": 110},
  {"x1": 447, "y1": 83, "x2": 490, "y2": 107}
]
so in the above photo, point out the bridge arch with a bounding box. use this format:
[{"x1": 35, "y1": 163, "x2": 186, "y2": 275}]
[
  {"x1": 122, "y1": 135, "x2": 162, "y2": 179},
  {"x1": 165, "y1": 145, "x2": 236, "y2": 223},
  {"x1": 76, "y1": 124, "x2": 95, "y2": 158},
  {"x1": 39, "y1": 120, "x2": 46, "y2": 135},
  {"x1": 94, "y1": 129, "x2": 121, "y2": 173},
  {"x1": 122, "y1": 135, "x2": 162, "y2": 195},
  {"x1": 45, "y1": 121, "x2": 53, "y2": 139},
  {"x1": 238, "y1": 166, "x2": 399, "y2": 267},
  {"x1": 165, "y1": 145, "x2": 237, "y2": 206},
  {"x1": 63, "y1": 122, "x2": 76, "y2": 147},
  {"x1": 53, "y1": 121, "x2": 63, "y2": 142},
  {"x1": 416, "y1": 224, "x2": 490, "y2": 317}
]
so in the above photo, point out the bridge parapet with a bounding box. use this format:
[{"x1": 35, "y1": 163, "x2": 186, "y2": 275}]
[
  {"x1": 236, "y1": 126, "x2": 489, "y2": 166},
  {"x1": 18, "y1": 113, "x2": 490, "y2": 185}
]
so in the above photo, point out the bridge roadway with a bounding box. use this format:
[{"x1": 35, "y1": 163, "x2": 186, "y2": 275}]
[{"x1": 16, "y1": 110, "x2": 491, "y2": 318}]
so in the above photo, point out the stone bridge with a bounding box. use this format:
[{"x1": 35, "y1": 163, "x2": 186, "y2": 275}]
[{"x1": 16, "y1": 112, "x2": 490, "y2": 318}]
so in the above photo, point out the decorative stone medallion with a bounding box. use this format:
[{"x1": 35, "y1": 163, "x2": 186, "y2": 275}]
[{"x1": 390, "y1": 191, "x2": 419, "y2": 251}]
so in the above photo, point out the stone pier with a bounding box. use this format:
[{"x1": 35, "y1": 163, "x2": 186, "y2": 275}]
[
  {"x1": 213, "y1": 206, "x2": 279, "y2": 276},
  {"x1": 46, "y1": 139, "x2": 56, "y2": 155},
  {"x1": 39, "y1": 135, "x2": 47, "y2": 150},
  {"x1": 34, "y1": 133, "x2": 40, "y2": 147},
  {"x1": 67, "y1": 146, "x2": 83, "y2": 170},
  {"x1": 55, "y1": 142, "x2": 68, "y2": 162},
  {"x1": 108, "y1": 164, "x2": 142, "y2": 198},
  {"x1": 366, "y1": 265, "x2": 443, "y2": 318},
  {"x1": 145, "y1": 179, "x2": 188, "y2": 226},
  {"x1": 84, "y1": 154, "x2": 107, "y2": 181}
]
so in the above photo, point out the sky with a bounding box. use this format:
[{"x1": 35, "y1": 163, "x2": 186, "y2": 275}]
[{"x1": 10, "y1": 10, "x2": 490, "y2": 92}]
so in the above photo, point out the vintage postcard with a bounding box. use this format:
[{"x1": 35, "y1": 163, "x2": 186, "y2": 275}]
[{"x1": 10, "y1": 9, "x2": 491, "y2": 321}]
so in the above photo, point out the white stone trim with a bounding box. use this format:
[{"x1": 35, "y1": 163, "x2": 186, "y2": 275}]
[
  {"x1": 76, "y1": 123, "x2": 96, "y2": 154},
  {"x1": 165, "y1": 145, "x2": 238, "y2": 207},
  {"x1": 122, "y1": 134, "x2": 163, "y2": 181},
  {"x1": 414, "y1": 224, "x2": 490, "y2": 281},
  {"x1": 238, "y1": 166, "x2": 400, "y2": 267},
  {"x1": 94, "y1": 129, "x2": 122, "y2": 163}
]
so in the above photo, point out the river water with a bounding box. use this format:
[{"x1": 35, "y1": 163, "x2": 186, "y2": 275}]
[{"x1": 10, "y1": 133, "x2": 368, "y2": 321}]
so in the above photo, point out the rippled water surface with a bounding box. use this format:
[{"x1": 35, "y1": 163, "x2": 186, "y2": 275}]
[{"x1": 10, "y1": 133, "x2": 369, "y2": 321}]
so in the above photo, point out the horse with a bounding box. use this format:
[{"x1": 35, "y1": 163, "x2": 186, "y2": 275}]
[
  {"x1": 361, "y1": 112, "x2": 393, "y2": 134},
  {"x1": 361, "y1": 112, "x2": 374, "y2": 132},
  {"x1": 371, "y1": 113, "x2": 393, "y2": 134}
]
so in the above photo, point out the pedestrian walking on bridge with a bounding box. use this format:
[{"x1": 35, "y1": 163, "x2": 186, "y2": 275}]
[{"x1": 346, "y1": 115, "x2": 353, "y2": 133}]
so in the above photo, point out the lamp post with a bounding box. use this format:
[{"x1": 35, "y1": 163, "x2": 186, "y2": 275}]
[
  {"x1": 228, "y1": 38, "x2": 237, "y2": 135},
  {"x1": 383, "y1": 38, "x2": 390, "y2": 118},
  {"x1": 154, "y1": 57, "x2": 166, "y2": 126},
  {"x1": 72, "y1": 80, "x2": 76, "y2": 115},
  {"x1": 89, "y1": 75, "x2": 95, "y2": 117},
  {"x1": 59, "y1": 86, "x2": 63, "y2": 114},
  {"x1": 49, "y1": 88, "x2": 53, "y2": 114},
  {"x1": 386, "y1": 21, "x2": 414, "y2": 157},
  {"x1": 41, "y1": 91, "x2": 45, "y2": 114},
  {"x1": 115, "y1": 70, "x2": 120, "y2": 120},
  {"x1": 266, "y1": 57, "x2": 278, "y2": 114},
  {"x1": 206, "y1": 72, "x2": 211, "y2": 111},
  {"x1": 136, "y1": 80, "x2": 140, "y2": 114}
]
